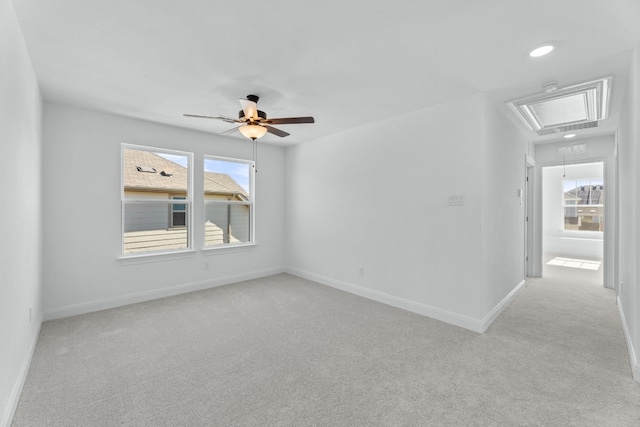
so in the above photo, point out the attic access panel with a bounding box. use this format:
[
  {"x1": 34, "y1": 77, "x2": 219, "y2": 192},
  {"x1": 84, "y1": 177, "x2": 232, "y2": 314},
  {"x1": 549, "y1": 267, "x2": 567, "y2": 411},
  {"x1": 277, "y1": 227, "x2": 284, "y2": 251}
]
[{"x1": 507, "y1": 76, "x2": 611, "y2": 136}]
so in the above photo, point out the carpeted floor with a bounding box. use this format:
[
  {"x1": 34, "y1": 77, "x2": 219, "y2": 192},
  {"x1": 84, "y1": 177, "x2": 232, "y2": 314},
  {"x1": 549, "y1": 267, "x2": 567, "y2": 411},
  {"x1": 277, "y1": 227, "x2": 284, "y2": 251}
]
[{"x1": 12, "y1": 267, "x2": 640, "y2": 426}]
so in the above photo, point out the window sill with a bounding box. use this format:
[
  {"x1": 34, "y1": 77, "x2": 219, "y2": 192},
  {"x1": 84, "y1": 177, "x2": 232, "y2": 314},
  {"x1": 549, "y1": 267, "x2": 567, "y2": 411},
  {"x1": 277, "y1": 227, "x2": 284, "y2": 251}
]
[
  {"x1": 202, "y1": 243, "x2": 256, "y2": 255},
  {"x1": 558, "y1": 230, "x2": 603, "y2": 238},
  {"x1": 118, "y1": 249, "x2": 196, "y2": 265}
]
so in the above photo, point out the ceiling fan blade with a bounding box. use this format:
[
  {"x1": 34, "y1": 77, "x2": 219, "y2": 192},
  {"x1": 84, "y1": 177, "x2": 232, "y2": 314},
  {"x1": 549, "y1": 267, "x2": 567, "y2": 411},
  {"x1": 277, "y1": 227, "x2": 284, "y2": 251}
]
[
  {"x1": 183, "y1": 114, "x2": 240, "y2": 123},
  {"x1": 239, "y1": 98, "x2": 258, "y2": 120},
  {"x1": 219, "y1": 126, "x2": 240, "y2": 136},
  {"x1": 263, "y1": 116, "x2": 315, "y2": 125},
  {"x1": 263, "y1": 125, "x2": 290, "y2": 138}
]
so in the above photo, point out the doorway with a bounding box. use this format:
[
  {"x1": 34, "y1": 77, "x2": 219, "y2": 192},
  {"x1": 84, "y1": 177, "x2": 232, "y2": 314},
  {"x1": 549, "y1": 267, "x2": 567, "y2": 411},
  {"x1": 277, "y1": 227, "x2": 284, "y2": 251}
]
[{"x1": 541, "y1": 162, "x2": 604, "y2": 286}]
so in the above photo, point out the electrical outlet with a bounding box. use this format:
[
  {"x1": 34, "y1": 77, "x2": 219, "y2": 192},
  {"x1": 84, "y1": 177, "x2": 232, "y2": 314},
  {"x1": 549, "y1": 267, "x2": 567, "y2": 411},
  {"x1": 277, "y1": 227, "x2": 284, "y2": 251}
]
[
  {"x1": 29, "y1": 307, "x2": 32, "y2": 322},
  {"x1": 204, "y1": 262, "x2": 210, "y2": 271},
  {"x1": 359, "y1": 266, "x2": 364, "y2": 276}
]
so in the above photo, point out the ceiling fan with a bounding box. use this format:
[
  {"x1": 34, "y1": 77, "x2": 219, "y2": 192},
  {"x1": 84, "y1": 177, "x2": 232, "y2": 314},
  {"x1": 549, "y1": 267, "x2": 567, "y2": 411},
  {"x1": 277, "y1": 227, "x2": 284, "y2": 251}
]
[{"x1": 183, "y1": 94, "x2": 315, "y2": 140}]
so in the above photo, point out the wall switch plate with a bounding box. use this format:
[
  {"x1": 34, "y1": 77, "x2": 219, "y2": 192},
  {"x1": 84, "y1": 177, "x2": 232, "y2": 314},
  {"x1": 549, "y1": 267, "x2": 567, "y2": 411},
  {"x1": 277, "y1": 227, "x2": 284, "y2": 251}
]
[{"x1": 448, "y1": 194, "x2": 465, "y2": 206}]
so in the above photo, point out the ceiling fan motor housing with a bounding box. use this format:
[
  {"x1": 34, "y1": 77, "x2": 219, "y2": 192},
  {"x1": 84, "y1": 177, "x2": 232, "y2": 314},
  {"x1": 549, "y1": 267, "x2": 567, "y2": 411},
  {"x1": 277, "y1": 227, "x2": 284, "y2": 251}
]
[
  {"x1": 246, "y1": 94, "x2": 260, "y2": 103},
  {"x1": 239, "y1": 109, "x2": 267, "y2": 121}
]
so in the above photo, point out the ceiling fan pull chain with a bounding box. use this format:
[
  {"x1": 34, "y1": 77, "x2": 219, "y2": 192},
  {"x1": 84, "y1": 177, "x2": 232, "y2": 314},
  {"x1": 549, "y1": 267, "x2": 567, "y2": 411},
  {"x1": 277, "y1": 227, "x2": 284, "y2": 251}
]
[{"x1": 253, "y1": 139, "x2": 258, "y2": 174}]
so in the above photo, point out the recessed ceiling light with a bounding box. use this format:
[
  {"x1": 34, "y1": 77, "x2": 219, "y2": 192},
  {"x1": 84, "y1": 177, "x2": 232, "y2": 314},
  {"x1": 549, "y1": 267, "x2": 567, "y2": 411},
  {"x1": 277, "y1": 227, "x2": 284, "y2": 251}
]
[
  {"x1": 564, "y1": 134, "x2": 576, "y2": 139},
  {"x1": 530, "y1": 44, "x2": 555, "y2": 57}
]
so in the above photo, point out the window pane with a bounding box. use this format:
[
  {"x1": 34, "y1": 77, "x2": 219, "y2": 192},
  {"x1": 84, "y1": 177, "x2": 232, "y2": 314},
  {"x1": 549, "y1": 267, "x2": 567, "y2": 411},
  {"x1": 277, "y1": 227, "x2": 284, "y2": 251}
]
[
  {"x1": 564, "y1": 206, "x2": 579, "y2": 230},
  {"x1": 172, "y1": 198, "x2": 187, "y2": 212},
  {"x1": 204, "y1": 155, "x2": 253, "y2": 247},
  {"x1": 578, "y1": 215, "x2": 603, "y2": 231},
  {"x1": 123, "y1": 203, "x2": 189, "y2": 253},
  {"x1": 591, "y1": 179, "x2": 604, "y2": 205},
  {"x1": 122, "y1": 145, "x2": 191, "y2": 255},
  {"x1": 562, "y1": 177, "x2": 604, "y2": 232},
  {"x1": 124, "y1": 148, "x2": 188, "y2": 193},
  {"x1": 563, "y1": 180, "x2": 578, "y2": 198},
  {"x1": 204, "y1": 158, "x2": 251, "y2": 197},
  {"x1": 204, "y1": 203, "x2": 250, "y2": 246},
  {"x1": 575, "y1": 179, "x2": 591, "y2": 204}
]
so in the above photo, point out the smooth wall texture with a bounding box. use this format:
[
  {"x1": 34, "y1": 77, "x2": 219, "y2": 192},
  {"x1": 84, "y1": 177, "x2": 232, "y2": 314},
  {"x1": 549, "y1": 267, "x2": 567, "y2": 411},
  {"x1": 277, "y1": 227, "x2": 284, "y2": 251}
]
[
  {"x1": 0, "y1": 0, "x2": 43, "y2": 424},
  {"x1": 42, "y1": 104, "x2": 286, "y2": 317},
  {"x1": 542, "y1": 163, "x2": 604, "y2": 258},
  {"x1": 480, "y1": 98, "x2": 528, "y2": 318},
  {"x1": 618, "y1": 45, "x2": 640, "y2": 380},
  {"x1": 285, "y1": 93, "x2": 527, "y2": 330}
]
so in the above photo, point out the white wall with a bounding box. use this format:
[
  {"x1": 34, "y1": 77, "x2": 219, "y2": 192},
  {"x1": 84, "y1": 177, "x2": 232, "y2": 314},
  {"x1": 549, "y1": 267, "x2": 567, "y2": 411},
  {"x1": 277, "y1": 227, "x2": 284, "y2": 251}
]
[
  {"x1": 480, "y1": 98, "x2": 528, "y2": 318},
  {"x1": 0, "y1": 1, "x2": 43, "y2": 425},
  {"x1": 542, "y1": 162, "x2": 604, "y2": 258},
  {"x1": 41, "y1": 103, "x2": 286, "y2": 318},
  {"x1": 618, "y1": 45, "x2": 640, "y2": 381},
  {"x1": 285, "y1": 93, "x2": 527, "y2": 332}
]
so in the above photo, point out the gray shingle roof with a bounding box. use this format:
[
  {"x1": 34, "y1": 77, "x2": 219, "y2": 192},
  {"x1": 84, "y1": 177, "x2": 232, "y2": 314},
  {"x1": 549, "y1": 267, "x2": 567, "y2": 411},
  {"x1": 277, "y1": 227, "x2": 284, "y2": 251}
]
[{"x1": 124, "y1": 148, "x2": 248, "y2": 198}]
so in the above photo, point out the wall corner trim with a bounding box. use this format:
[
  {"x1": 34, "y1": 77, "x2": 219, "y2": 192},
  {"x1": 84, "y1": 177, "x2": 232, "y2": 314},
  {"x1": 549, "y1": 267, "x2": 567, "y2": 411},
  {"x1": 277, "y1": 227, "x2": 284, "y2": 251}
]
[
  {"x1": 2, "y1": 322, "x2": 42, "y2": 427},
  {"x1": 479, "y1": 279, "x2": 527, "y2": 333},
  {"x1": 42, "y1": 267, "x2": 286, "y2": 322},
  {"x1": 617, "y1": 296, "x2": 640, "y2": 382},
  {"x1": 285, "y1": 267, "x2": 489, "y2": 333}
]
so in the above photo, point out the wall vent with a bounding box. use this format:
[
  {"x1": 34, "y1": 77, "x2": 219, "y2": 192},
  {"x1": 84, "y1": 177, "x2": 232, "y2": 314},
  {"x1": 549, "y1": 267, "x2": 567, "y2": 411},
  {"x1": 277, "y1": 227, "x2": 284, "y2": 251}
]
[
  {"x1": 558, "y1": 143, "x2": 588, "y2": 159},
  {"x1": 537, "y1": 120, "x2": 599, "y2": 136}
]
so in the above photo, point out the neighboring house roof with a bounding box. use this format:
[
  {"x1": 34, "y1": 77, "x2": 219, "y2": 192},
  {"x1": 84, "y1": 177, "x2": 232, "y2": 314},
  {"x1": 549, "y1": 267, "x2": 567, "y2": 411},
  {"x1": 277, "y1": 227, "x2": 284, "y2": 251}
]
[
  {"x1": 124, "y1": 148, "x2": 248, "y2": 198},
  {"x1": 563, "y1": 185, "x2": 604, "y2": 205}
]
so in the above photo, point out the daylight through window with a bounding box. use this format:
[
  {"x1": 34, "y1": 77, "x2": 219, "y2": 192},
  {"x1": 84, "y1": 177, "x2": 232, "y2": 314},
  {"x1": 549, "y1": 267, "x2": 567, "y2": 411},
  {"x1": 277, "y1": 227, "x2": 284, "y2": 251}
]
[
  {"x1": 121, "y1": 145, "x2": 192, "y2": 254},
  {"x1": 204, "y1": 156, "x2": 253, "y2": 247},
  {"x1": 562, "y1": 178, "x2": 604, "y2": 232}
]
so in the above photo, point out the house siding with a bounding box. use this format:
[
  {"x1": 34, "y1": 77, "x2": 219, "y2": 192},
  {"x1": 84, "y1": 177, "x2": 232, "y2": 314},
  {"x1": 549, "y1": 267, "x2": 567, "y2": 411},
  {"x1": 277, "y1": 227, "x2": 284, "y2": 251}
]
[{"x1": 124, "y1": 203, "x2": 170, "y2": 232}]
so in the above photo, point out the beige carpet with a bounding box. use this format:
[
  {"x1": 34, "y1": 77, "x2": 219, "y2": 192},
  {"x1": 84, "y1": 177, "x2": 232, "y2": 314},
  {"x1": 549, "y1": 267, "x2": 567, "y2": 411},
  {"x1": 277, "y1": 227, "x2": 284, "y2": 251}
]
[{"x1": 12, "y1": 267, "x2": 640, "y2": 426}]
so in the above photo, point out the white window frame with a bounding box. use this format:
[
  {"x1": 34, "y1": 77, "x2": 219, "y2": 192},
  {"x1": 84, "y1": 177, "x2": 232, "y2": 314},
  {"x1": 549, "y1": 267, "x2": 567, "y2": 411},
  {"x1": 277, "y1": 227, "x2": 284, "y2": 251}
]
[
  {"x1": 203, "y1": 154, "x2": 255, "y2": 250},
  {"x1": 120, "y1": 144, "x2": 194, "y2": 257},
  {"x1": 561, "y1": 177, "x2": 604, "y2": 233}
]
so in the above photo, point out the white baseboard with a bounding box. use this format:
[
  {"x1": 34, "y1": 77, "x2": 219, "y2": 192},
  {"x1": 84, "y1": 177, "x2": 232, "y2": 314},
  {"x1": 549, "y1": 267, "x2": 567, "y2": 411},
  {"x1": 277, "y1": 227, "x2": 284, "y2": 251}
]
[
  {"x1": 2, "y1": 320, "x2": 41, "y2": 427},
  {"x1": 43, "y1": 267, "x2": 285, "y2": 321},
  {"x1": 286, "y1": 267, "x2": 525, "y2": 334},
  {"x1": 617, "y1": 296, "x2": 640, "y2": 382},
  {"x1": 479, "y1": 279, "x2": 526, "y2": 333}
]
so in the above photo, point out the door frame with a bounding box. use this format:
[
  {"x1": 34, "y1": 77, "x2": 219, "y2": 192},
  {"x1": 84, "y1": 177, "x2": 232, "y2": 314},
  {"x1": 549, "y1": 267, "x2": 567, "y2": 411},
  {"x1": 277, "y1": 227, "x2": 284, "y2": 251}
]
[{"x1": 527, "y1": 151, "x2": 616, "y2": 288}]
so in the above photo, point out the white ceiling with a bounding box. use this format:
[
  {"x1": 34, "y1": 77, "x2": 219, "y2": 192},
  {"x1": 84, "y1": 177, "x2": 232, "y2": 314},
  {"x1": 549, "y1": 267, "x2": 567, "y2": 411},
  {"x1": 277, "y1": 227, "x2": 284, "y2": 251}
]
[{"x1": 12, "y1": 0, "x2": 640, "y2": 145}]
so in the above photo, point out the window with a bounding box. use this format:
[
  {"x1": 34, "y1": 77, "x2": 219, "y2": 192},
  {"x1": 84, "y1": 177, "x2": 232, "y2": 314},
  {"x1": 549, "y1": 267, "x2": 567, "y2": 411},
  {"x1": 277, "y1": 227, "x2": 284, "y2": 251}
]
[
  {"x1": 171, "y1": 196, "x2": 187, "y2": 227},
  {"x1": 121, "y1": 145, "x2": 192, "y2": 255},
  {"x1": 562, "y1": 178, "x2": 604, "y2": 232},
  {"x1": 203, "y1": 156, "x2": 253, "y2": 247}
]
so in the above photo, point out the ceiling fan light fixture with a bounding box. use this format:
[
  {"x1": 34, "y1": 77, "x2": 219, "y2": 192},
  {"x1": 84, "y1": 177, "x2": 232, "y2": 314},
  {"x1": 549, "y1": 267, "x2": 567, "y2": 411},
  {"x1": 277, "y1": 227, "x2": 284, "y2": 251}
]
[{"x1": 239, "y1": 124, "x2": 267, "y2": 140}]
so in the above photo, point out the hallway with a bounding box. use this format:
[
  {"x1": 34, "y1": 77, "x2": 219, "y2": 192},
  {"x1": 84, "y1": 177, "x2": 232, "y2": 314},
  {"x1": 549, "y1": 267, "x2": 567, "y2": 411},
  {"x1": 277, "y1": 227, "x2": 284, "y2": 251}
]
[{"x1": 484, "y1": 255, "x2": 640, "y2": 423}]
